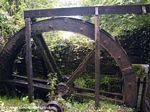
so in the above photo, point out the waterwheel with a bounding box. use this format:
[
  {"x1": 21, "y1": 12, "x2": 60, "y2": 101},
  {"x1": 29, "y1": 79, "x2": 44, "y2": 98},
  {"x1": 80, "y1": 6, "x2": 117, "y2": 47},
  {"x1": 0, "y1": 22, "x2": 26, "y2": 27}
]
[{"x1": 0, "y1": 17, "x2": 137, "y2": 107}]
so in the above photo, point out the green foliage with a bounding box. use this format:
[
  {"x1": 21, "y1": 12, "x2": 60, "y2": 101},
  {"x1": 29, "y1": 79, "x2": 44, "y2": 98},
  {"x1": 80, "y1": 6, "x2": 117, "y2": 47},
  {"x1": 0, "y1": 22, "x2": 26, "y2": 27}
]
[
  {"x1": 133, "y1": 64, "x2": 146, "y2": 78},
  {"x1": 119, "y1": 26, "x2": 150, "y2": 63},
  {"x1": 25, "y1": 0, "x2": 57, "y2": 9},
  {"x1": 0, "y1": 0, "x2": 57, "y2": 43},
  {"x1": 101, "y1": 76, "x2": 111, "y2": 85},
  {"x1": 48, "y1": 73, "x2": 57, "y2": 100},
  {"x1": 0, "y1": 96, "x2": 134, "y2": 112},
  {"x1": 44, "y1": 32, "x2": 93, "y2": 75},
  {"x1": 81, "y1": 0, "x2": 150, "y2": 36},
  {"x1": 44, "y1": 31, "x2": 94, "y2": 50},
  {"x1": 74, "y1": 73, "x2": 120, "y2": 92},
  {"x1": 0, "y1": 0, "x2": 25, "y2": 41},
  {"x1": 74, "y1": 73, "x2": 95, "y2": 88},
  {"x1": 0, "y1": 96, "x2": 44, "y2": 112},
  {"x1": 55, "y1": 96, "x2": 134, "y2": 112}
]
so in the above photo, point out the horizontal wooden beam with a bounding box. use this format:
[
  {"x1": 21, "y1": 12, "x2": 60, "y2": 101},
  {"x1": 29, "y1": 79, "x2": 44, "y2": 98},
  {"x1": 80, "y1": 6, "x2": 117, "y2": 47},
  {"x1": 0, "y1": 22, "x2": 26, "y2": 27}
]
[
  {"x1": 5, "y1": 79, "x2": 50, "y2": 91},
  {"x1": 74, "y1": 93, "x2": 124, "y2": 104},
  {"x1": 74, "y1": 86, "x2": 123, "y2": 97},
  {"x1": 12, "y1": 74, "x2": 48, "y2": 84},
  {"x1": 24, "y1": 4, "x2": 150, "y2": 18}
]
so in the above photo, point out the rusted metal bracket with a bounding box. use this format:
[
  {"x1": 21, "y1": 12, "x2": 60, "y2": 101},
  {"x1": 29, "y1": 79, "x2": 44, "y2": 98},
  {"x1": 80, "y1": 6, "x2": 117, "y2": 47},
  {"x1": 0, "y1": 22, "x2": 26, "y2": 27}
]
[{"x1": 25, "y1": 18, "x2": 34, "y2": 102}]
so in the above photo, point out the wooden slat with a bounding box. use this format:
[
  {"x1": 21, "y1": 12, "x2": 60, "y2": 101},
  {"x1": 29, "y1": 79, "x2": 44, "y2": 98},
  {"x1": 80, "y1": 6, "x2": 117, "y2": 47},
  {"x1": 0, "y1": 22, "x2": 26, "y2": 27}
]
[
  {"x1": 5, "y1": 78, "x2": 124, "y2": 105},
  {"x1": 74, "y1": 93, "x2": 94, "y2": 99},
  {"x1": 74, "y1": 86, "x2": 123, "y2": 97},
  {"x1": 74, "y1": 93, "x2": 124, "y2": 104},
  {"x1": 33, "y1": 36, "x2": 55, "y2": 73},
  {"x1": 12, "y1": 74, "x2": 48, "y2": 84},
  {"x1": 5, "y1": 79, "x2": 49, "y2": 91},
  {"x1": 95, "y1": 7, "x2": 100, "y2": 108},
  {"x1": 25, "y1": 18, "x2": 34, "y2": 102},
  {"x1": 36, "y1": 34, "x2": 61, "y2": 77},
  {"x1": 24, "y1": 4, "x2": 150, "y2": 18}
]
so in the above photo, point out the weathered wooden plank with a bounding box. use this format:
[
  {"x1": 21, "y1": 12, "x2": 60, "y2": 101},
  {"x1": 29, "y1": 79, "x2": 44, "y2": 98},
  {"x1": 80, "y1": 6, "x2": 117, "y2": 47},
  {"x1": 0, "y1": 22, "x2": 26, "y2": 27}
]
[
  {"x1": 32, "y1": 36, "x2": 55, "y2": 73},
  {"x1": 122, "y1": 69, "x2": 137, "y2": 107},
  {"x1": 24, "y1": 4, "x2": 150, "y2": 18},
  {"x1": 5, "y1": 79, "x2": 49, "y2": 91},
  {"x1": 74, "y1": 93, "x2": 124, "y2": 104},
  {"x1": 31, "y1": 19, "x2": 61, "y2": 79},
  {"x1": 143, "y1": 66, "x2": 150, "y2": 112},
  {"x1": 12, "y1": 74, "x2": 48, "y2": 84},
  {"x1": 94, "y1": 7, "x2": 100, "y2": 108},
  {"x1": 25, "y1": 18, "x2": 34, "y2": 102},
  {"x1": 140, "y1": 77, "x2": 147, "y2": 111},
  {"x1": 36, "y1": 34, "x2": 61, "y2": 79},
  {"x1": 74, "y1": 86, "x2": 123, "y2": 97}
]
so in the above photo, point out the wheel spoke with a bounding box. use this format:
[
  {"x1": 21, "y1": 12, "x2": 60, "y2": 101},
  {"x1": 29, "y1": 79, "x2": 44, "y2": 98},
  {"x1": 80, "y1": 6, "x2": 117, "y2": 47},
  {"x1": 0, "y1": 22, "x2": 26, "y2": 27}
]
[
  {"x1": 33, "y1": 35, "x2": 55, "y2": 73},
  {"x1": 37, "y1": 34, "x2": 61, "y2": 75},
  {"x1": 67, "y1": 49, "x2": 95, "y2": 85}
]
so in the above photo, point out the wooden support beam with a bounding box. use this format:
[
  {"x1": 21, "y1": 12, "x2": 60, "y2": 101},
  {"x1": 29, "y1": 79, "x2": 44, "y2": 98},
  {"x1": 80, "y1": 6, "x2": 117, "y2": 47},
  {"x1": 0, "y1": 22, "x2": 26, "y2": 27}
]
[
  {"x1": 25, "y1": 18, "x2": 34, "y2": 102},
  {"x1": 31, "y1": 19, "x2": 61, "y2": 79},
  {"x1": 24, "y1": 4, "x2": 150, "y2": 18},
  {"x1": 94, "y1": 7, "x2": 100, "y2": 109},
  {"x1": 74, "y1": 86, "x2": 123, "y2": 97},
  {"x1": 36, "y1": 34, "x2": 61, "y2": 78},
  {"x1": 140, "y1": 77, "x2": 147, "y2": 111},
  {"x1": 74, "y1": 93, "x2": 124, "y2": 104},
  {"x1": 66, "y1": 49, "x2": 95, "y2": 85},
  {"x1": 12, "y1": 74, "x2": 48, "y2": 84},
  {"x1": 32, "y1": 36, "x2": 55, "y2": 73},
  {"x1": 143, "y1": 65, "x2": 150, "y2": 112},
  {"x1": 5, "y1": 79, "x2": 49, "y2": 91}
]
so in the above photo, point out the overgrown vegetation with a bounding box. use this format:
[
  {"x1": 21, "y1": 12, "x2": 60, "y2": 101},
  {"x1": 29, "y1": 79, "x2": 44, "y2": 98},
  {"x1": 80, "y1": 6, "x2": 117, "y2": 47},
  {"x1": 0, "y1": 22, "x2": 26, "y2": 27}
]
[
  {"x1": 81, "y1": 0, "x2": 150, "y2": 36},
  {"x1": 0, "y1": 0, "x2": 57, "y2": 44},
  {"x1": 133, "y1": 64, "x2": 147, "y2": 78},
  {"x1": 48, "y1": 73, "x2": 58, "y2": 100},
  {"x1": 1, "y1": 0, "x2": 150, "y2": 111},
  {"x1": 0, "y1": 96, "x2": 134, "y2": 112},
  {"x1": 119, "y1": 26, "x2": 150, "y2": 64}
]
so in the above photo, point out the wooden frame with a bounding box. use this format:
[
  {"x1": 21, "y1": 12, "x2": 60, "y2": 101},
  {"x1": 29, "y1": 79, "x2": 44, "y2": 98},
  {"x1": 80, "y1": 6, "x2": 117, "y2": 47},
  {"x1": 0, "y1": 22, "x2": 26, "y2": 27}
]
[
  {"x1": 25, "y1": 18, "x2": 34, "y2": 102},
  {"x1": 24, "y1": 4, "x2": 150, "y2": 18},
  {"x1": 22, "y1": 3, "x2": 150, "y2": 106}
]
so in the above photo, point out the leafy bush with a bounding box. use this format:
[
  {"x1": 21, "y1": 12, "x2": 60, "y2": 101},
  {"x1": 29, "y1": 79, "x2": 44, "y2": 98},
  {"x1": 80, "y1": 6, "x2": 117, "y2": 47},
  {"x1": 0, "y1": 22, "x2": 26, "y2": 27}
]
[
  {"x1": 132, "y1": 64, "x2": 146, "y2": 78},
  {"x1": 0, "y1": 0, "x2": 57, "y2": 44},
  {"x1": 119, "y1": 26, "x2": 150, "y2": 64},
  {"x1": 81, "y1": 0, "x2": 150, "y2": 36},
  {"x1": 48, "y1": 73, "x2": 57, "y2": 100},
  {"x1": 0, "y1": 96, "x2": 134, "y2": 112},
  {"x1": 44, "y1": 32, "x2": 93, "y2": 75},
  {"x1": 74, "y1": 73, "x2": 95, "y2": 88}
]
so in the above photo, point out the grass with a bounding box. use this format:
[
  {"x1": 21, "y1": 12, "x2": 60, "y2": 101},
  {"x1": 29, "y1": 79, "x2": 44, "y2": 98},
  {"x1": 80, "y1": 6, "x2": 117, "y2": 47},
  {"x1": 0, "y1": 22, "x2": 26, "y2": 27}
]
[
  {"x1": 0, "y1": 96, "x2": 135, "y2": 112},
  {"x1": 0, "y1": 96, "x2": 28, "y2": 106},
  {"x1": 57, "y1": 97, "x2": 134, "y2": 112}
]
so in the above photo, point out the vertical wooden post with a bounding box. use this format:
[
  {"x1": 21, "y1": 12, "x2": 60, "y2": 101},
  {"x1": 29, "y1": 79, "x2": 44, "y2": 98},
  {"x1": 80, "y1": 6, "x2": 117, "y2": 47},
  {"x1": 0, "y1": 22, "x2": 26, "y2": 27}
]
[
  {"x1": 143, "y1": 64, "x2": 150, "y2": 112},
  {"x1": 95, "y1": 7, "x2": 100, "y2": 109},
  {"x1": 25, "y1": 18, "x2": 34, "y2": 102}
]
